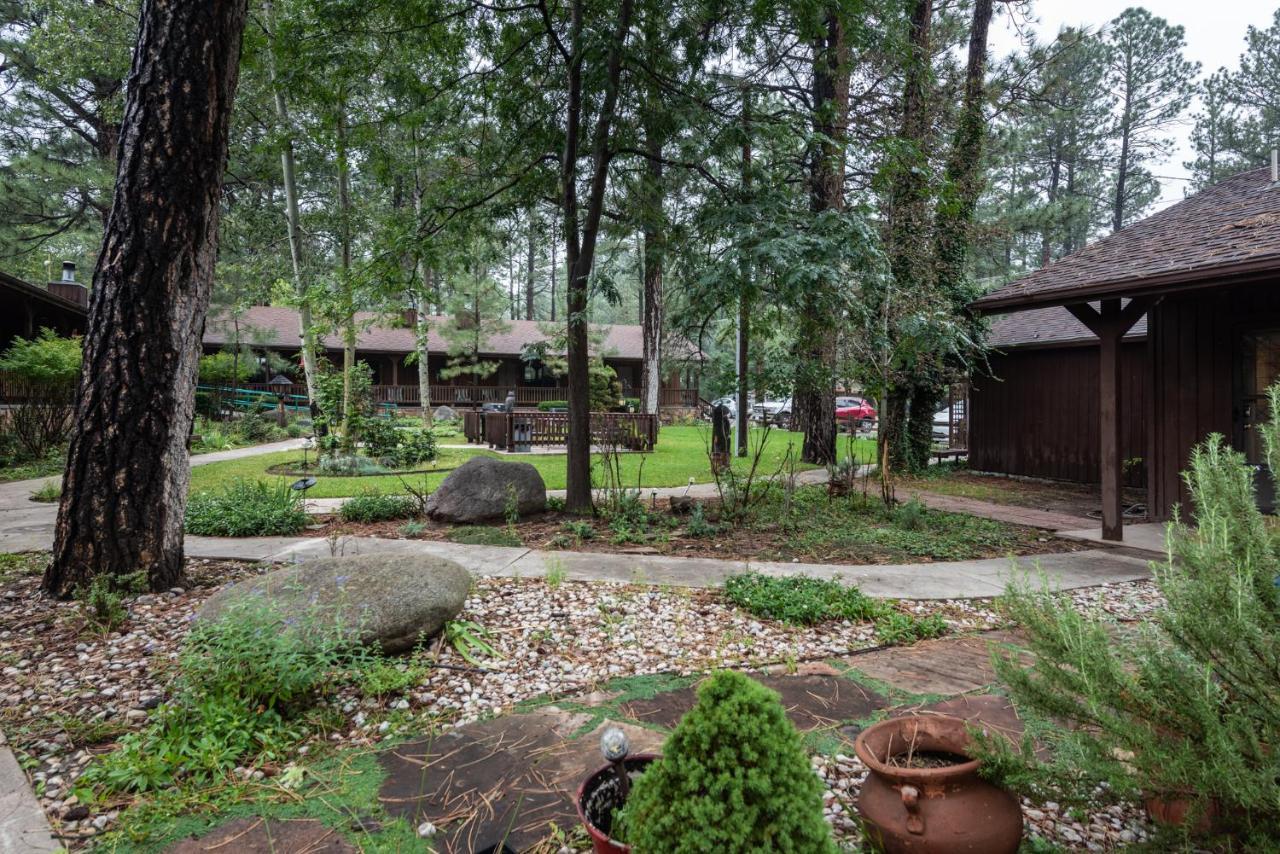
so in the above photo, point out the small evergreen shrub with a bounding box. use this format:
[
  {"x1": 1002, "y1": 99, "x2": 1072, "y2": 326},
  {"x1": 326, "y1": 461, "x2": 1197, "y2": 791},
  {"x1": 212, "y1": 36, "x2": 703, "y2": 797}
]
[
  {"x1": 724, "y1": 572, "x2": 885, "y2": 625},
  {"x1": 537, "y1": 399, "x2": 568, "y2": 411},
  {"x1": 621, "y1": 671, "x2": 836, "y2": 852},
  {"x1": 77, "y1": 572, "x2": 145, "y2": 634},
  {"x1": 984, "y1": 396, "x2": 1280, "y2": 845},
  {"x1": 339, "y1": 491, "x2": 418, "y2": 523},
  {"x1": 185, "y1": 479, "x2": 308, "y2": 537},
  {"x1": 399, "y1": 520, "x2": 426, "y2": 538}
]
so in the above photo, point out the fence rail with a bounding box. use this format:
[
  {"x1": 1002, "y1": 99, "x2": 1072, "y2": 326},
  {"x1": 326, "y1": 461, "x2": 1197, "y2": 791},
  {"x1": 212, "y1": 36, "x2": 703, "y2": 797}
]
[
  {"x1": 464, "y1": 410, "x2": 658, "y2": 452},
  {"x1": 227, "y1": 382, "x2": 700, "y2": 410}
]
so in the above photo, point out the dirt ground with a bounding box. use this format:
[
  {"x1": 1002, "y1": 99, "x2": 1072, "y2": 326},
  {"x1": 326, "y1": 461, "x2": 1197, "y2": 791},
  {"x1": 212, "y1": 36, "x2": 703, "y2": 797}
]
[{"x1": 899, "y1": 470, "x2": 1149, "y2": 521}]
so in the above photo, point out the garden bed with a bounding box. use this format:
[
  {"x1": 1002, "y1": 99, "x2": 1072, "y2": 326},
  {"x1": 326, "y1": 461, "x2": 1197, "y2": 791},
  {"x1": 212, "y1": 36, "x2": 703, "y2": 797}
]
[
  {"x1": 313, "y1": 485, "x2": 1086, "y2": 565},
  {"x1": 0, "y1": 549, "x2": 1164, "y2": 850}
]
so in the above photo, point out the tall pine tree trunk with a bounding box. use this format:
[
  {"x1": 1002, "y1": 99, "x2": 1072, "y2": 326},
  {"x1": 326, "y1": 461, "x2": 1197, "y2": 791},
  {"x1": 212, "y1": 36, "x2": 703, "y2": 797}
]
[
  {"x1": 46, "y1": 0, "x2": 249, "y2": 596},
  {"x1": 639, "y1": 111, "x2": 664, "y2": 416},
  {"x1": 266, "y1": 0, "x2": 318, "y2": 404},
  {"x1": 525, "y1": 208, "x2": 536, "y2": 320},
  {"x1": 903, "y1": 0, "x2": 992, "y2": 465},
  {"x1": 336, "y1": 107, "x2": 356, "y2": 440},
  {"x1": 795, "y1": 6, "x2": 848, "y2": 466}
]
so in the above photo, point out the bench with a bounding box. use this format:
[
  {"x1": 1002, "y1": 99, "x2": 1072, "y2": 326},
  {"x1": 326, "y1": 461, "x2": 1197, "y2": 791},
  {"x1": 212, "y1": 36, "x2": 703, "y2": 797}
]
[{"x1": 933, "y1": 448, "x2": 968, "y2": 465}]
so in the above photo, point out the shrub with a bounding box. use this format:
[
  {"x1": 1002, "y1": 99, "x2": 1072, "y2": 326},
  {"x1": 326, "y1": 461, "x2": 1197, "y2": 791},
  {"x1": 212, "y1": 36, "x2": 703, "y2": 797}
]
[
  {"x1": 318, "y1": 454, "x2": 390, "y2": 476},
  {"x1": 339, "y1": 491, "x2": 418, "y2": 523},
  {"x1": 561, "y1": 520, "x2": 595, "y2": 541},
  {"x1": 983, "y1": 407, "x2": 1280, "y2": 844},
  {"x1": 537, "y1": 399, "x2": 568, "y2": 412},
  {"x1": 399, "y1": 520, "x2": 426, "y2": 538},
  {"x1": 686, "y1": 503, "x2": 718, "y2": 537},
  {"x1": 81, "y1": 598, "x2": 362, "y2": 792},
  {"x1": 391, "y1": 429, "x2": 437, "y2": 467},
  {"x1": 724, "y1": 572, "x2": 886, "y2": 625},
  {"x1": 77, "y1": 572, "x2": 145, "y2": 634},
  {"x1": 0, "y1": 327, "x2": 81, "y2": 384},
  {"x1": 621, "y1": 671, "x2": 836, "y2": 852},
  {"x1": 546, "y1": 495, "x2": 566, "y2": 512},
  {"x1": 232, "y1": 411, "x2": 283, "y2": 444},
  {"x1": 361, "y1": 418, "x2": 401, "y2": 459},
  {"x1": 185, "y1": 479, "x2": 308, "y2": 537}
]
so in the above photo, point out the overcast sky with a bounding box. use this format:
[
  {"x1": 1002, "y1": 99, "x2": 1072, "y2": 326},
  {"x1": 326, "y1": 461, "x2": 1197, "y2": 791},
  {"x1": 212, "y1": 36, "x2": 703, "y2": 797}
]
[{"x1": 989, "y1": 1, "x2": 1278, "y2": 209}]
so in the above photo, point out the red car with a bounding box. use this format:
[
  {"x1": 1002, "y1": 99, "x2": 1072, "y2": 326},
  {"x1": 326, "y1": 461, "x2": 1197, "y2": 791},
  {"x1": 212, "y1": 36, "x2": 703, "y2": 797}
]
[{"x1": 835, "y1": 397, "x2": 877, "y2": 431}]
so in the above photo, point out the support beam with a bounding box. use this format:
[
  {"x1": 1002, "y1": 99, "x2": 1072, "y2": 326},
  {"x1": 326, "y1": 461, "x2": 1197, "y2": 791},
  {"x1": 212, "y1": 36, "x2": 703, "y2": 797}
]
[{"x1": 1064, "y1": 298, "x2": 1151, "y2": 541}]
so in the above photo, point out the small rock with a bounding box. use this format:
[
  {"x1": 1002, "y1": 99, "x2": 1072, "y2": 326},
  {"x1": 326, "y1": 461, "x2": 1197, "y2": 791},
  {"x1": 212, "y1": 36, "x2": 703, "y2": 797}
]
[{"x1": 417, "y1": 821, "x2": 437, "y2": 838}]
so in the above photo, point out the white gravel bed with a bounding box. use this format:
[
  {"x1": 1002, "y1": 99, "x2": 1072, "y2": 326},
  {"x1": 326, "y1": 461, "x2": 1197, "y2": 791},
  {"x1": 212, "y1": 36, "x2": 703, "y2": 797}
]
[{"x1": 0, "y1": 557, "x2": 1163, "y2": 849}]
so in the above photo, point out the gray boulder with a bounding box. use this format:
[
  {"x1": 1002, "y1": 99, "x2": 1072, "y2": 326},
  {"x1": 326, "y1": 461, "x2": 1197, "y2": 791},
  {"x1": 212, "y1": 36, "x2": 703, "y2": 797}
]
[
  {"x1": 433, "y1": 405, "x2": 459, "y2": 422},
  {"x1": 426, "y1": 456, "x2": 547, "y2": 523},
  {"x1": 196, "y1": 554, "x2": 472, "y2": 654}
]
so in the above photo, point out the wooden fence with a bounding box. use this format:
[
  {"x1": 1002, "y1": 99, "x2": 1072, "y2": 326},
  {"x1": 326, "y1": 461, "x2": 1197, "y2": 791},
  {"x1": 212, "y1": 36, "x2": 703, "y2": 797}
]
[{"x1": 464, "y1": 410, "x2": 658, "y2": 452}]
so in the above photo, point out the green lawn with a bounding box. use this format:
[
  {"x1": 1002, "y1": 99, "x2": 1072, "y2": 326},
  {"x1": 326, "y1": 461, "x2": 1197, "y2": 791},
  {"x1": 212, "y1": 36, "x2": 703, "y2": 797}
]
[{"x1": 188, "y1": 425, "x2": 874, "y2": 499}]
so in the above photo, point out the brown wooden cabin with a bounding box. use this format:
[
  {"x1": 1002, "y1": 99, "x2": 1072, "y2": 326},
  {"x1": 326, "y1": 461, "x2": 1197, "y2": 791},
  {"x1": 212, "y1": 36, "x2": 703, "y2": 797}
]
[
  {"x1": 201, "y1": 305, "x2": 702, "y2": 411},
  {"x1": 0, "y1": 266, "x2": 88, "y2": 353},
  {"x1": 971, "y1": 166, "x2": 1280, "y2": 541}
]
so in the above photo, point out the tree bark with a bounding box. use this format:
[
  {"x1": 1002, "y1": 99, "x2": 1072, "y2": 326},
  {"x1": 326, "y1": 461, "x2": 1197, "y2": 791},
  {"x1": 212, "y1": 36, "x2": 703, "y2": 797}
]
[
  {"x1": 795, "y1": 7, "x2": 848, "y2": 466},
  {"x1": 639, "y1": 82, "x2": 665, "y2": 417},
  {"x1": 902, "y1": 0, "x2": 992, "y2": 466},
  {"x1": 560, "y1": 0, "x2": 634, "y2": 513},
  {"x1": 525, "y1": 207, "x2": 536, "y2": 321},
  {"x1": 266, "y1": 0, "x2": 318, "y2": 404},
  {"x1": 46, "y1": 0, "x2": 249, "y2": 596}
]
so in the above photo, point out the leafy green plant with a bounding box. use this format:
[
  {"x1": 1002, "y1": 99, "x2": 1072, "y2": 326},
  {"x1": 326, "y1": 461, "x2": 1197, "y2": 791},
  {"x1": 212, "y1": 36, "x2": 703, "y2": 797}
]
[
  {"x1": 544, "y1": 559, "x2": 567, "y2": 589},
  {"x1": 356, "y1": 658, "x2": 426, "y2": 698},
  {"x1": 399, "y1": 520, "x2": 426, "y2": 538},
  {"x1": 184, "y1": 479, "x2": 308, "y2": 537},
  {"x1": 29, "y1": 480, "x2": 60, "y2": 503},
  {"x1": 339, "y1": 491, "x2": 417, "y2": 523},
  {"x1": 686, "y1": 502, "x2": 719, "y2": 537},
  {"x1": 723, "y1": 572, "x2": 886, "y2": 625},
  {"x1": 874, "y1": 611, "x2": 948, "y2": 645},
  {"x1": 893, "y1": 498, "x2": 927, "y2": 531},
  {"x1": 77, "y1": 571, "x2": 145, "y2": 634},
  {"x1": 81, "y1": 598, "x2": 364, "y2": 793},
  {"x1": 981, "y1": 412, "x2": 1280, "y2": 844},
  {"x1": 504, "y1": 483, "x2": 520, "y2": 526},
  {"x1": 0, "y1": 327, "x2": 81, "y2": 384},
  {"x1": 444, "y1": 620, "x2": 499, "y2": 666},
  {"x1": 621, "y1": 671, "x2": 836, "y2": 852},
  {"x1": 546, "y1": 496, "x2": 566, "y2": 512},
  {"x1": 561, "y1": 520, "x2": 595, "y2": 541},
  {"x1": 317, "y1": 454, "x2": 390, "y2": 476},
  {"x1": 447, "y1": 526, "x2": 521, "y2": 547}
]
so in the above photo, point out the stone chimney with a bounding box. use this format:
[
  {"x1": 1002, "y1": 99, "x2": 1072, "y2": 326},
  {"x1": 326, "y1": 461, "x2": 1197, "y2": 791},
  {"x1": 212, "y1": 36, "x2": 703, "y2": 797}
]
[{"x1": 48, "y1": 261, "x2": 88, "y2": 307}]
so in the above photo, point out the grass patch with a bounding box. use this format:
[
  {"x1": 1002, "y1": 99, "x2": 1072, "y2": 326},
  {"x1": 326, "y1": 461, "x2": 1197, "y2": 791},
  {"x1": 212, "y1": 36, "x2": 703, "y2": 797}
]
[
  {"x1": 338, "y1": 491, "x2": 418, "y2": 523},
  {"x1": 0, "y1": 452, "x2": 64, "y2": 483},
  {"x1": 447, "y1": 525, "x2": 522, "y2": 547},
  {"x1": 185, "y1": 479, "x2": 309, "y2": 537},
  {"x1": 28, "y1": 480, "x2": 59, "y2": 502},
  {"x1": 188, "y1": 426, "x2": 845, "y2": 499},
  {"x1": 0, "y1": 552, "x2": 45, "y2": 583}
]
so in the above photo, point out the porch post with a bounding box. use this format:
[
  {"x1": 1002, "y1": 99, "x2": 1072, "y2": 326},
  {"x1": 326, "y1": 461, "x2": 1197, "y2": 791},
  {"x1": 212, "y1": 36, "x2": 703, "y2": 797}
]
[
  {"x1": 1097, "y1": 300, "x2": 1123, "y2": 540},
  {"x1": 1067, "y1": 297, "x2": 1150, "y2": 542}
]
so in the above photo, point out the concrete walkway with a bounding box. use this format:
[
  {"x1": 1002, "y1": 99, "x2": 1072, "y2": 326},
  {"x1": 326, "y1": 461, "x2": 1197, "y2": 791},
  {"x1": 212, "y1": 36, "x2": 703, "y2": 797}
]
[
  {"x1": 0, "y1": 746, "x2": 58, "y2": 852},
  {"x1": 0, "y1": 442, "x2": 1153, "y2": 598}
]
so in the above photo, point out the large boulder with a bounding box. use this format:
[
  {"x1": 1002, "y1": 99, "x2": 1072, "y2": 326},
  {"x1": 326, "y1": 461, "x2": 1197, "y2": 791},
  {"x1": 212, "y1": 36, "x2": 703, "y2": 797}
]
[
  {"x1": 433, "y1": 405, "x2": 459, "y2": 422},
  {"x1": 426, "y1": 456, "x2": 547, "y2": 523},
  {"x1": 196, "y1": 554, "x2": 472, "y2": 654}
]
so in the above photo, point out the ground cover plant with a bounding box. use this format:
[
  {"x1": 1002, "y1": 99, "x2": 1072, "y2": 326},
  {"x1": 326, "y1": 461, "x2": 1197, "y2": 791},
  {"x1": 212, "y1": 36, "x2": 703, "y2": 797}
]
[
  {"x1": 188, "y1": 426, "x2": 839, "y2": 499},
  {"x1": 983, "y1": 399, "x2": 1280, "y2": 848},
  {"x1": 185, "y1": 479, "x2": 309, "y2": 537}
]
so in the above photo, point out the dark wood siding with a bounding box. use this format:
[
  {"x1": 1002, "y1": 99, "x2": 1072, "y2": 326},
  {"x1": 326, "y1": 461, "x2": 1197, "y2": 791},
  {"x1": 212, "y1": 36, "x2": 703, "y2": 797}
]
[
  {"x1": 1148, "y1": 280, "x2": 1280, "y2": 520},
  {"x1": 969, "y1": 342, "x2": 1148, "y2": 487}
]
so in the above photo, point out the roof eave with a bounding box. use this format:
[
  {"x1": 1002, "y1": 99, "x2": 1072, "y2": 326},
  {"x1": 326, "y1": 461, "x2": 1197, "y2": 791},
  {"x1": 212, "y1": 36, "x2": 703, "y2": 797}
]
[{"x1": 972, "y1": 256, "x2": 1280, "y2": 315}]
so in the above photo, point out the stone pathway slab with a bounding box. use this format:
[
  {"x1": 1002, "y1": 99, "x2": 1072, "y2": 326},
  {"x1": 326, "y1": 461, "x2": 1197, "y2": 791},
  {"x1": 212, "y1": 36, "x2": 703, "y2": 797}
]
[
  {"x1": 165, "y1": 817, "x2": 357, "y2": 853},
  {"x1": 0, "y1": 747, "x2": 59, "y2": 853},
  {"x1": 845, "y1": 631, "x2": 1024, "y2": 697},
  {"x1": 619, "y1": 674, "x2": 888, "y2": 732},
  {"x1": 906, "y1": 490, "x2": 1092, "y2": 531}
]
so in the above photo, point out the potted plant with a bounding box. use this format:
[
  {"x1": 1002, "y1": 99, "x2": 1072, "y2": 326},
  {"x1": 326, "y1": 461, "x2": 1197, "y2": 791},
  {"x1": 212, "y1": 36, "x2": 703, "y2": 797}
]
[
  {"x1": 854, "y1": 714, "x2": 1022, "y2": 853},
  {"x1": 575, "y1": 729, "x2": 658, "y2": 854},
  {"x1": 582, "y1": 670, "x2": 835, "y2": 853}
]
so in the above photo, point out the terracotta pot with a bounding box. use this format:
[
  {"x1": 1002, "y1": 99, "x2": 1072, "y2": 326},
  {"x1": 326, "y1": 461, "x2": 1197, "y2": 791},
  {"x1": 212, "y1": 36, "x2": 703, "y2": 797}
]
[
  {"x1": 854, "y1": 715, "x2": 1022, "y2": 853},
  {"x1": 575, "y1": 755, "x2": 658, "y2": 854},
  {"x1": 1144, "y1": 794, "x2": 1220, "y2": 834}
]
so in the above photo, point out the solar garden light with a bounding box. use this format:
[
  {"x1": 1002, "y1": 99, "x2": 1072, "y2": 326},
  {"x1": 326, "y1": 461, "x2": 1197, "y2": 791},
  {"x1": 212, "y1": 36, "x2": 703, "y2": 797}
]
[
  {"x1": 268, "y1": 374, "x2": 293, "y2": 427},
  {"x1": 600, "y1": 726, "x2": 632, "y2": 799}
]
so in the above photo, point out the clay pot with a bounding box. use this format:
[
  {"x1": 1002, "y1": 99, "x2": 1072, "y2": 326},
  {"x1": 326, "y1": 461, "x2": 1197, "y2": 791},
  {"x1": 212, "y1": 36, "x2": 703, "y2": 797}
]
[
  {"x1": 1144, "y1": 794, "x2": 1220, "y2": 834},
  {"x1": 854, "y1": 715, "x2": 1022, "y2": 853},
  {"x1": 575, "y1": 755, "x2": 658, "y2": 854}
]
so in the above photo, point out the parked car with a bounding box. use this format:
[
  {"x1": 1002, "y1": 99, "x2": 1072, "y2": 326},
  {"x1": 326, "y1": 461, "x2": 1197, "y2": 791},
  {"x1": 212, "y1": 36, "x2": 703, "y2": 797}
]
[
  {"x1": 705, "y1": 394, "x2": 752, "y2": 422},
  {"x1": 751, "y1": 397, "x2": 792, "y2": 426},
  {"x1": 836, "y1": 397, "x2": 877, "y2": 431}
]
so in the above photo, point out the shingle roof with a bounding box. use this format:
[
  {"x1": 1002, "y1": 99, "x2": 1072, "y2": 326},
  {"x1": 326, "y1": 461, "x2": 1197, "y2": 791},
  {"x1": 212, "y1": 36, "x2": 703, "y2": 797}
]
[
  {"x1": 202, "y1": 305, "x2": 648, "y2": 360},
  {"x1": 987, "y1": 305, "x2": 1147, "y2": 349},
  {"x1": 974, "y1": 167, "x2": 1280, "y2": 312},
  {"x1": 0, "y1": 271, "x2": 88, "y2": 315}
]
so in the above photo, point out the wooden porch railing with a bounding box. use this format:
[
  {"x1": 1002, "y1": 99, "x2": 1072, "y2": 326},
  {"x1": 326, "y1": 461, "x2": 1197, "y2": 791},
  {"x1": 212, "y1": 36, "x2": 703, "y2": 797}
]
[
  {"x1": 236, "y1": 383, "x2": 701, "y2": 410},
  {"x1": 464, "y1": 410, "x2": 658, "y2": 452}
]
